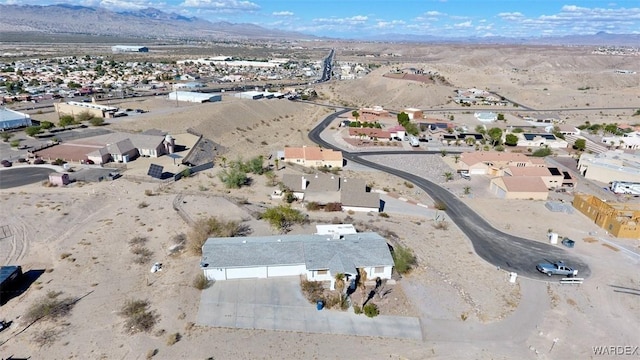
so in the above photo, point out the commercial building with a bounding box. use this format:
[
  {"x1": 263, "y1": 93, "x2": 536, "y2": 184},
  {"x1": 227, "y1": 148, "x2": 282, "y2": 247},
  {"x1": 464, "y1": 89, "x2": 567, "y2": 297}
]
[
  {"x1": 572, "y1": 194, "x2": 640, "y2": 238},
  {"x1": 54, "y1": 101, "x2": 118, "y2": 119},
  {"x1": 111, "y1": 45, "x2": 149, "y2": 53},
  {"x1": 234, "y1": 91, "x2": 264, "y2": 100},
  {"x1": 577, "y1": 151, "x2": 640, "y2": 184},
  {"x1": 0, "y1": 108, "x2": 32, "y2": 130},
  {"x1": 167, "y1": 91, "x2": 221, "y2": 103}
]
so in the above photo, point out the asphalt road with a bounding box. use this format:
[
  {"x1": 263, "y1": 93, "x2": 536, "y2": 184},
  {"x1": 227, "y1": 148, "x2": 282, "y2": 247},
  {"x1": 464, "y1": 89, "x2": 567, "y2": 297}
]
[
  {"x1": 309, "y1": 109, "x2": 591, "y2": 279},
  {"x1": 0, "y1": 167, "x2": 56, "y2": 189}
]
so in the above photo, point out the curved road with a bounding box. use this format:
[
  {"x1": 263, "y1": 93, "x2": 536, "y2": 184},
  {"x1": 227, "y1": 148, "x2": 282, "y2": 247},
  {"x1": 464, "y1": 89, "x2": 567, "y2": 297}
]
[
  {"x1": 0, "y1": 167, "x2": 56, "y2": 189},
  {"x1": 309, "y1": 109, "x2": 590, "y2": 279}
]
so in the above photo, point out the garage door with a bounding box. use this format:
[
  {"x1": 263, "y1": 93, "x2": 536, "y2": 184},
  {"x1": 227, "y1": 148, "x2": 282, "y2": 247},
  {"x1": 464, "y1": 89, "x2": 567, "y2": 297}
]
[
  {"x1": 470, "y1": 169, "x2": 485, "y2": 175},
  {"x1": 226, "y1": 267, "x2": 267, "y2": 279},
  {"x1": 266, "y1": 265, "x2": 306, "y2": 277},
  {"x1": 492, "y1": 184, "x2": 506, "y2": 198}
]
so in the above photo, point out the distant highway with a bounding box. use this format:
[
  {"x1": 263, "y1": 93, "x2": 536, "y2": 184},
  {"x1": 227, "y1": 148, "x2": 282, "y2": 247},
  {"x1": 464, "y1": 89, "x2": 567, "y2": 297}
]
[{"x1": 309, "y1": 109, "x2": 590, "y2": 279}]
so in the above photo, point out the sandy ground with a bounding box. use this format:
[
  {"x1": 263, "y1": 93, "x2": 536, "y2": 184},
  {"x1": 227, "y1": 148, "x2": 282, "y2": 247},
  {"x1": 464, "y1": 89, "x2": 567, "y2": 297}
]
[{"x1": 1, "y1": 44, "x2": 639, "y2": 359}]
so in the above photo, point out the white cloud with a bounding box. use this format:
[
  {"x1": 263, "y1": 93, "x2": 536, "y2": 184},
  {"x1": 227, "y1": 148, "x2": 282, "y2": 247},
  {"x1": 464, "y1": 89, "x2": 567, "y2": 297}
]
[
  {"x1": 425, "y1": 11, "x2": 444, "y2": 16},
  {"x1": 374, "y1": 19, "x2": 405, "y2": 29},
  {"x1": 313, "y1": 15, "x2": 368, "y2": 25},
  {"x1": 498, "y1": 12, "x2": 524, "y2": 21},
  {"x1": 179, "y1": 0, "x2": 259, "y2": 11},
  {"x1": 272, "y1": 11, "x2": 293, "y2": 17},
  {"x1": 454, "y1": 20, "x2": 472, "y2": 28}
]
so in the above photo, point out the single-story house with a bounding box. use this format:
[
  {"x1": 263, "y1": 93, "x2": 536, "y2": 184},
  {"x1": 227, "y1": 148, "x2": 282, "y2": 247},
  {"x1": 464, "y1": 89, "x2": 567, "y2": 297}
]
[
  {"x1": 404, "y1": 108, "x2": 423, "y2": 120},
  {"x1": 200, "y1": 232, "x2": 395, "y2": 289},
  {"x1": 458, "y1": 151, "x2": 546, "y2": 176},
  {"x1": 340, "y1": 178, "x2": 380, "y2": 212},
  {"x1": 489, "y1": 176, "x2": 549, "y2": 200},
  {"x1": 283, "y1": 146, "x2": 343, "y2": 169},
  {"x1": 517, "y1": 133, "x2": 568, "y2": 149},
  {"x1": 347, "y1": 127, "x2": 391, "y2": 141},
  {"x1": 107, "y1": 138, "x2": 138, "y2": 163},
  {"x1": 387, "y1": 125, "x2": 406, "y2": 139}
]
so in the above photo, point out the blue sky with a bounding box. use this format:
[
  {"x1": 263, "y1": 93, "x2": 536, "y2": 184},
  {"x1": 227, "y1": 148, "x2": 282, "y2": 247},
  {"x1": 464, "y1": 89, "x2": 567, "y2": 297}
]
[{"x1": 6, "y1": 0, "x2": 640, "y2": 38}]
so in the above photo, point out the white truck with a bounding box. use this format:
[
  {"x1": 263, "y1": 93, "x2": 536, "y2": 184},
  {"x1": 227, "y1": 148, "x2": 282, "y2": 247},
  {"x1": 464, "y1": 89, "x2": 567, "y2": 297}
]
[{"x1": 408, "y1": 136, "x2": 420, "y2": 147}]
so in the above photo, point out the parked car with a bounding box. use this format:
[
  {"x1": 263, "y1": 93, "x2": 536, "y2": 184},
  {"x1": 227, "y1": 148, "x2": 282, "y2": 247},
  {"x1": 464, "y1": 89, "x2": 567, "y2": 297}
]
[
  {"x1": 1, "y1": 160, "x2": 12, "y2": 167},
  {"x1": 536, "y1": 261, "x2": 578, "y2": 277}
]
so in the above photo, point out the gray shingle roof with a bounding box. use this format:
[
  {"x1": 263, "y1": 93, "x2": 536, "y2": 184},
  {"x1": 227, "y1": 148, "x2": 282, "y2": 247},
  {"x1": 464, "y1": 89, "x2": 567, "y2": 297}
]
[{"x1": 201, "y1": 232, "x2": 393, "y2": 275}]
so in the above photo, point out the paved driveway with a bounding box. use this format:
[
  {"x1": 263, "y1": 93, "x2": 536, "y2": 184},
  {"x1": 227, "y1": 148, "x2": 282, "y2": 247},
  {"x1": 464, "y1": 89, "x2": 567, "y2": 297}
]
[{"x1": 196, "y1": 277, "x2": 422, "y2": 340}]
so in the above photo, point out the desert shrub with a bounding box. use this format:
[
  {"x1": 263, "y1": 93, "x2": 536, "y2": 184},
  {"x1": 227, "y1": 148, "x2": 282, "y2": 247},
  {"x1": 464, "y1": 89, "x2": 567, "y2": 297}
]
[
  {"x1": 146, "y1": 349, "x2": 159, "y2": 359},
  {"x1": 131, "y1": 246, "x2": 153, "y2": 264},
  {"x1": 392, "y1": 244, "x2": 417, "y2": 275},
  {"x1": 434, "y1": 201, "x2": 447, "y2": 210},
  {"x1": 119, "y1": 299, "x2": 159, "y2": 334},
  {"x1": 218, "y1": 167, "x2": 248, "y2": 189},
  {"x1": 532, "y1": 147, "x2": 552, "y2": 157},
  {"x1": 324, "y1": 202, "x2": 342, "y2": 212},
  {"x1": 260, "y1": 205, "x2": 306, "y2": 233},
  {"x1": 144, "y1": 189, "x2": 154, "y2": 196},
  {"x1": 306, "y1": 202, "x2": 321, "y2": 211},
  {"x1": 138, "y1": 201, "x2": 150, "y2": 209},
  {"x1": 129, "y1": 236, "x2": 148, "y2": 246},
  {"x1": 32, "y1": 328, "x2": 60, "y2": 347},
  {"x1": 403, "y1": 181, "x2": 414, "y2": 188},
  {"x1": 52, "y1": 158, "x2": 65, "y2": 166},
  {"x1": 76, "y1": 110, "x2": 95, "y2": 122},
  {"x1": 353, "y1": 305, "x2": 363, "y2": 315},
  {"x1": 89, "y1": 117, "x2": 104, "y2": 126},
  {"x1": 188, "y1": 217, "x2": 251, "y2": 255},
  {"x1": 284, "y1": 191, "x2": 296, "y2": 204},
  {"x1": 378, "y1": 212, "x2": 389, "y2": 218},
  {"x1": 10, "y1": 139, "x2": 20, "y2": 147},
  {"x1": 24, "y1": 291, "x2": 76, "y2": 323},
  {"x1": 166, "y1": 333, "x2": 181, "y2": 346},
  {"x1": 300, "y1": 277, "x2": 325, "y2": 304},
  {"x1": 193, "y1": 273, "x2": 212, "y2": 290},
  {"x1": 363, "y1": 303, "x2": 379, "y2": 318}
]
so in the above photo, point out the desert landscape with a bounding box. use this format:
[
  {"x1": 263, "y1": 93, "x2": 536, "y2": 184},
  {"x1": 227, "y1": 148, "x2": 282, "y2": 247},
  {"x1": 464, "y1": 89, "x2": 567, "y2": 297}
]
[{"x1": 1, "y1": 42, "x2": 639, "y2": 360}]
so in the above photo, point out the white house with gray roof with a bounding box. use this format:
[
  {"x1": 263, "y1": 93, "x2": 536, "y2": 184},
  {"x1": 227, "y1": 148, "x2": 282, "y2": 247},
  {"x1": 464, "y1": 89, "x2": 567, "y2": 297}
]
[{"x1": 200, "y1": 232, "x2": 394, "y2": 290}]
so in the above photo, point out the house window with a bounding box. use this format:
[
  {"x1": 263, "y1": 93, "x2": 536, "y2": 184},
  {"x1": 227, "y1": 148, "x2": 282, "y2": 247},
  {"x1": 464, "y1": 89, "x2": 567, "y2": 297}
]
[
  {"x1": 316, "y1": 270, "x2": 328, "y2": 275},
  {"x1": 374, "y1": 267, "x2": 385, "y2": 274}
]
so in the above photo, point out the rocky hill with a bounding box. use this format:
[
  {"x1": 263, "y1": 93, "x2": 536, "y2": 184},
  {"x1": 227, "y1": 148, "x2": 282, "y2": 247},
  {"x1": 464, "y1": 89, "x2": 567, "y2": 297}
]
[{"x1": 0, "y1": 4, "x2": 311, "y2": 41}]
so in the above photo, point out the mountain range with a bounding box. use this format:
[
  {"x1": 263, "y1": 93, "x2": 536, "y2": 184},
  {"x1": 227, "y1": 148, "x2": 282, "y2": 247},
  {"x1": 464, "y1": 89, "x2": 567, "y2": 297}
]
[{"x1": 1, "y1": 4, "x2": 639, "y2": 46}]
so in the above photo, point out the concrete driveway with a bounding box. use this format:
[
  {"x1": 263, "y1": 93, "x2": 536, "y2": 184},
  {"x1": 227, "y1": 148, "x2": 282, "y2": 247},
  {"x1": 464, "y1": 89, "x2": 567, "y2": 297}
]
[{"x1": 196, "y1": 277, "x2": 422, "y2": 340}]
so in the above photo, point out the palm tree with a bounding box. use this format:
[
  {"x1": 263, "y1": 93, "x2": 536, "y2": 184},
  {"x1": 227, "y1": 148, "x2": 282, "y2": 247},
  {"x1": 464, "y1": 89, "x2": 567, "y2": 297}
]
[
  {"x1": 465, "y1": 137, "x2": 475, "y2": 146},
  {"x1": 357, "y1": 268, "x2": 368, "y2": 306},
  {"x1": 444, "y1": 172, "x2": 453, "y2": 182},
  {"x1": 351, "y1": 110, "x2": 360, "y2": 122},
  {"x1": 464, "y1": 186, "x2": 471, "y2": 195},
  {"x1": 274, "y1": 158, "x2": 279, "y2": 171},
  {"x1": 334, "y1": 273, "x2": 345, "y2": 294},
  {"x1": 453, "y1": 154, "x2": 460, "y2": 164}
]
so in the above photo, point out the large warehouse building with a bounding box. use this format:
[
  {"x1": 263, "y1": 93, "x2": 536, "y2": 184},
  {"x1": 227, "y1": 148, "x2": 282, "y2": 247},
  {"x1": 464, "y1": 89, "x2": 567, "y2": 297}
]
[
  {"x1": 0, "y1": 108, "x2": 32, "y2": 130},
  {"x1": 167, "y1": 91, "x2": 221, "y2": 103},
  {"x1": 111, "y1": 45, "x2": 149, "y2": 53}
]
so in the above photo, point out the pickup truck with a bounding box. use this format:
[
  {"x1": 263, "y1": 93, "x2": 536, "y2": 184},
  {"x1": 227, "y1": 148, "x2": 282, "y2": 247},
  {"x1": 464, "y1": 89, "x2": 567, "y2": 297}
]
[{"x1": 536, "y1": 261, "x2": 578, "y2": 277}]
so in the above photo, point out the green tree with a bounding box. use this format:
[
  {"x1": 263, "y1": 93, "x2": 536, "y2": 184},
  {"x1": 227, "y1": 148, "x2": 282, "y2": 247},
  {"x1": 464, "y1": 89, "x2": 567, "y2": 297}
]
[
  {"x1": 218, "y1": 167, "x2": 248, "y2": 189},
  {"x1": 76, "y1": 111, "x2": 95, "y2": 122},
  {"x1": 391, "y1": 244, "x2": 417, "y2": 274},
  {"x1": 505, "y1": 133, "x2": 519, "y2": 146},
  {"x1": 89, "y1": 117, "x2": 105, "y2": 126},
  {"x1": 497, "y1": 113, "x2": 505, "y2": 121},
  {"x1": 25, "y1": 126, "x2": 42, "y2": 137},
  {"x1": 397, "y1": 112, "x2": 409, "y2": 125},
  {"x1": 247, "y1": 156, "x2": 265, "y2": 175},
  {"x1": 487, "y1": 127, "x2": 503, "y2": 146},
  {"x1": 0, "y1": 132, "x2": 14, "y2": 142},
  {"x1": 351, "y1": 110, "x2": 360, "y2": 122},
  {"x1": 475, "y1": 125, "x2": 486, "y2": 134},
  {"x1": 40, "y1": 121, "x2": 54, "y2": 130},
  {"x1": 260, "y1": 205, "x2": 306, "y2": 233},
  {"x1": 573, "y1": 138, "x2": 586, "y2": 151},
  {"x1": 59, "y1": 115, "x2": 75, "y2": 128}
]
